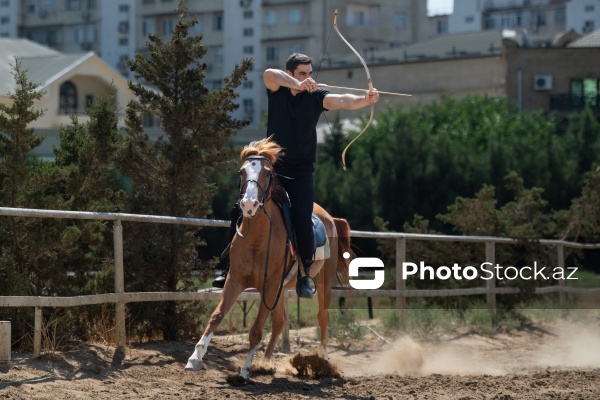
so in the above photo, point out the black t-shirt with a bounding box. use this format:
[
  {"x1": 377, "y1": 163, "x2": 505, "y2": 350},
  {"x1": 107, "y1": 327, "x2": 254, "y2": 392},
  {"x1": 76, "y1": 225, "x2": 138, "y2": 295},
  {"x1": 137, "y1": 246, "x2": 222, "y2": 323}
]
[{"x1": 267, "y1": 87, "x2": 329, "y2": 166}]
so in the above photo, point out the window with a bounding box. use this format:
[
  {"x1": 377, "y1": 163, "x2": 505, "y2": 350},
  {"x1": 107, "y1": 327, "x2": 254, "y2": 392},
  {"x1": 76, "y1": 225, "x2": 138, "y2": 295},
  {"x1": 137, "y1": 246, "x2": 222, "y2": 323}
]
[
  {"x1": 87, "y1": 0, "x2": 96, "y2": 9},
  {"x1": 437, "y1": 19, "x2": 448, "y2": 33},
  {"x1": 243, "y1": 81, "x2": 253, "y2": 89},
  {"x1": 289, "y1": 43, "x2": 303, "y2": 54},
  {"x1": 571, "y1": 79, "x2": 599, "y2": 107},
  {"x1": 213, "y1": 11, "x2": 223, "y2": 31},
  {"x1": 142, "y1": 0, "x2": 155, "y2": 3},
  {"x1": 347, "y1": 5, "x2": 379, "y2": 27},
  {"x1": 264, "y1": 10, "x2": 277, "y2": 26},
  {"x1": 0, "y1": 16, "x2": 9, "y2": 24},
  {"x1": 214, "y1": 46, "x2": 223, "y2": 67},
  {"x1": 243, "y1": 10, "x2": 253, "y2": 19},
  {"x1": 85, "y1": 95, "x2": 94, "y2": 109},
  {"x1": 86, "y1": 23, "x2": 95, "y2": 41},
  {"x1": 190, "y1": 15, "x2": 202, "y2": 35},
  {"x1": 44, "y1": 0, "x2": 56, "y2": 12},
  {"x1": 583, "y1": 20, "x2": 595, "y2": 33},
  {"x1": 243, "y1": 99, "x2": 254, "y2": 122},
  {"x1": 0, "y1": 1, "x2": 9, "y2": 7},
  {"x1": 210, "y1": 80, "x2": 223, "y2": 90},
  {"x1": 119, "y1": 37, "x2": 128, "y2": 46},
  {"x1": 348, "y1": 9, "x2": 365, "y2": 26},
  {"x1": 243, "y1": 28, "x2": 253, "y2": 37},
  {"x1": 288, "y1": 8, "x2": 301, "y2": 24},
  {"x1": 584, "y1": 4, "x2": 595, "y2": 12},
  {"x1": 66, "y1": 0, "x2": 81, "y2": 11},
  {"x1": 26, "y1": 0, "x2": 36, "y2": 13},
  {"x1": 142, "y1": 20, "x2": 155, "y2": 36},
  {"x1": 555, "y1": 7, "x2": 565, "y2": 24},
  {"x1": 119, "y1": 21, "x2": 129, "y2": 34},
  {"x1": 532, "y1": 10, "x2": 546, "y2": 27},
  {"x1": 266, "y1": 46, "x2": 278, "y2": 61},
  {"x1": 243, "y1": 45, "x2": 253, "y2": 54},
  {"x1": 59, "y1": 81, "x2": 78, "y2": 114},
  {"x1": 465, "y1": 16, "x2": 474, "y2": 23},
  {"x1": 119, "y1": 4, "x2": 129, "y2": 12},
  {"x1": 161, "y1": 18, "x2": 176, "y2": 36},
  {"x1": 72, "y1": 24, "x2": 84, "y2": 43},
  {"x1": 395, "y1": 12, "x2": 406, "y2": 29}
]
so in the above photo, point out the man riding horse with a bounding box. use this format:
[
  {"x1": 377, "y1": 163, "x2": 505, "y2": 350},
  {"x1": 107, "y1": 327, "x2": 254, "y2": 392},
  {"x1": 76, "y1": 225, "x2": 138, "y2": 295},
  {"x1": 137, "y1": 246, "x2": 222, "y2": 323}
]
[{"x1": 213, "y1": 53, "x2": 379, "y2": 298}]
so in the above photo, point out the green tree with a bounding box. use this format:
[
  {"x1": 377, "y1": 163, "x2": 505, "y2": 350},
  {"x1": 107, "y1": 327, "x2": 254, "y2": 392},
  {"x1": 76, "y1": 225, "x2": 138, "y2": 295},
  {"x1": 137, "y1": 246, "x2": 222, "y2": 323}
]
[{"x1": 118, "y1": 2, "x2": 251, "y2": 340}]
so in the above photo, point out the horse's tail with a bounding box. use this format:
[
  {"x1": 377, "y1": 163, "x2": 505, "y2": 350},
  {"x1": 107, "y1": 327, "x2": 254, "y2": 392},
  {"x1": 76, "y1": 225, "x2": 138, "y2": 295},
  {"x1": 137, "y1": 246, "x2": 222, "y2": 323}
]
[{"x1": 333, "y1": 217, "x2": 353, "y2": 286}]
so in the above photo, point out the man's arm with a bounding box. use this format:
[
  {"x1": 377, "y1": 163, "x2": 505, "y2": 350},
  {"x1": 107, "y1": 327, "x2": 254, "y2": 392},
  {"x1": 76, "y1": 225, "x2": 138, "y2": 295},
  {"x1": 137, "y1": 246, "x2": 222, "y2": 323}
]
[
  {"x1": 323, "y1": 91, "x2": 379, "y2": 111},
  {"x1": 263, "y1": 68, "x2": 318, "y2": 93}
]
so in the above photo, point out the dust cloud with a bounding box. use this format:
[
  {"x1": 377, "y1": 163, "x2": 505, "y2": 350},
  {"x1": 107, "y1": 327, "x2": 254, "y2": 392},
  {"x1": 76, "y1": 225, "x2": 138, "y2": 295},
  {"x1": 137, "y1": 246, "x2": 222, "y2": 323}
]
[{"x1": 351, "y1": 322, "x2": 600, "y2": 377}]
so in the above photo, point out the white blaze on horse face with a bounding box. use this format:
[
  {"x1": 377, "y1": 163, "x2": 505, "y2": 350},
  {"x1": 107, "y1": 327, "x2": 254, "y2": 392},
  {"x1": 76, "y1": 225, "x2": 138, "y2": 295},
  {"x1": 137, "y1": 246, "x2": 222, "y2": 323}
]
[{"x1": 239, "y1": 161, "x2": 264, "y2": 217}]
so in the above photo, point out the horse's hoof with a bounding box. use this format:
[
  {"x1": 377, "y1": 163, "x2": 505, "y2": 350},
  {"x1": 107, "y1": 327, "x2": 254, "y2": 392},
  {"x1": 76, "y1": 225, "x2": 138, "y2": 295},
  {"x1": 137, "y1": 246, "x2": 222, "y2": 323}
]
[
  {"x1": 184, "y1": 359, "x2": 203, "y2": 371},
  {"x1": 226, "y1": 374, "x2": 251, "y2": 386}
]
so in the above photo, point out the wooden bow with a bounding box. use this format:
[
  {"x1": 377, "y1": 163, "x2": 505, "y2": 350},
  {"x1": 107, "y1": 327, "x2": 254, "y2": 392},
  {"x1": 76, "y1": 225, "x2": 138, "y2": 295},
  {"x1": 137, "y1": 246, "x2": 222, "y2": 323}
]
[{"x1": 333, "y1": 9, "x2": 374, "y2": 171}]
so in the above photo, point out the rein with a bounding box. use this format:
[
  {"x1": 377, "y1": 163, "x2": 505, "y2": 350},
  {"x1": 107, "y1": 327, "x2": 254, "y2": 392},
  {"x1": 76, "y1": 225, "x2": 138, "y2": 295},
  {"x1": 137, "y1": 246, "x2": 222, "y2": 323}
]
[{"x1": 237, "y1": 155, "x2": 291, "y2": 311}]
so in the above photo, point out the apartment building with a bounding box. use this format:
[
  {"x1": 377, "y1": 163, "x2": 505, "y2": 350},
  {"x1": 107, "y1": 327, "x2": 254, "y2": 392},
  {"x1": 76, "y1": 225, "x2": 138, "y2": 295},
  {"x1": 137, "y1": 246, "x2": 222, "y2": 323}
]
[
  {"x1": 0, "y1": 0, "x2": 431, "y2": 126},
  {"x1": 566, "y1": 0, "x2": 600, "y2": 34},
  {"x1": 449, "y1": 0, "x2": 569, "y2": 42}
]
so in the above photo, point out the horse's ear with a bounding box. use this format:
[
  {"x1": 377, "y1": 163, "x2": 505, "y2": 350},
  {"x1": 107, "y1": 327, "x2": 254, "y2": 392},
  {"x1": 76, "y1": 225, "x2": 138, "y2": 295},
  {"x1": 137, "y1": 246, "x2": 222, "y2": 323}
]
[{"x1": 264, "y1": 165, "x2": 272, "y2": 172}]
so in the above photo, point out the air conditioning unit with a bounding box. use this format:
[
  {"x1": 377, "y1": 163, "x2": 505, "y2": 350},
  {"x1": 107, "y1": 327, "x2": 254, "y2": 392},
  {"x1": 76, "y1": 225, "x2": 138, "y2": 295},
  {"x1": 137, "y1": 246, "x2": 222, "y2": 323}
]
[{"x1": 533, "y1": 75, "x2": 553, "y2": 91}]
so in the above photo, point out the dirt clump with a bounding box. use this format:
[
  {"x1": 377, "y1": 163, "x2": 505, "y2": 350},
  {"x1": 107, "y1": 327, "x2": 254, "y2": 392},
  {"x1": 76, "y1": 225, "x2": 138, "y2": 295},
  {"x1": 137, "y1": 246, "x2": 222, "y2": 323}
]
[{"x1": 290, "y1": 353, "x2": 342, "y2": 379}]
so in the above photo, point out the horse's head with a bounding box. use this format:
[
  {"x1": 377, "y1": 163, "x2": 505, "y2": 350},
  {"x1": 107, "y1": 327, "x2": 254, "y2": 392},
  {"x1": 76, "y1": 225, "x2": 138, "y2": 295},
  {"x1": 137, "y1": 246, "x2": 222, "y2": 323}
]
[
  {"x1": 238, "y1": 155, "x2": 274, "y2": 217},
  {"x1": 238, "y1": 137, "x2": 283, "y2": 218}
]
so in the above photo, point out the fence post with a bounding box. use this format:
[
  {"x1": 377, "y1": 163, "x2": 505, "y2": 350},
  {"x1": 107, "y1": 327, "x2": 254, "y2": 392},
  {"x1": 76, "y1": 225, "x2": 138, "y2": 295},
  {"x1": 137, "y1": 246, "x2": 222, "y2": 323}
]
[
  {"x1": 485, "y1": 241, "x2": 496, "y2": 315},
  {"x1": 113, "y1": 220, "x2": 127, "y2": 354},
  {"x1": 34, "y1": 307, "x2": 42, "y2": 357},
  {"x1": 395, "y1": 238, "x2": 406, "y2": 315},
  {"x1": 0, "y1": 321, "x2": 11, "y2": 365},
  {"x1": 557, "y1": 244, "x2": 565, "y2": 308}
]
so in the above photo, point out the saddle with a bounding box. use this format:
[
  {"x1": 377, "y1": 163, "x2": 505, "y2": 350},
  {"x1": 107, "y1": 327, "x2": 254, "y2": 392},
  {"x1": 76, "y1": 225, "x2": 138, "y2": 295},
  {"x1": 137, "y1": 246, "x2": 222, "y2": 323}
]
[{"x1": 275, "y1": 194, "x2": 330, "y2": 262}]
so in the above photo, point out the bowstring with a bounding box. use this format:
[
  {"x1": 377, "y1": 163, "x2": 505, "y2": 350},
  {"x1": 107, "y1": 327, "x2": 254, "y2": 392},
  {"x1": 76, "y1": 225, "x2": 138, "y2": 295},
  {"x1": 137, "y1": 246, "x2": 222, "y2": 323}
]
[{"x1": 314, "y1": 16, "x2": 334, "y2": 147}]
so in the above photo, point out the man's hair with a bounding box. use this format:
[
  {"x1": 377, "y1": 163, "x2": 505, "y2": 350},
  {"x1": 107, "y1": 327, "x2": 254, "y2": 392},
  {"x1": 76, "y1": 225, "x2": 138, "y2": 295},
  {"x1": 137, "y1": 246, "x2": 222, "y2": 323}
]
[{"x1": 286, "y1": 53, "x2": 312, "y2": 73}]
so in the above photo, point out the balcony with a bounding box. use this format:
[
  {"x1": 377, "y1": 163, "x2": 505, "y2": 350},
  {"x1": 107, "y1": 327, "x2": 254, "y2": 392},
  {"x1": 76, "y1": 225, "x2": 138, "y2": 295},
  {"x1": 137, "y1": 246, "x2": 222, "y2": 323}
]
[{"x1": 550, "y1": 94, "x2": 600, "y2": 116}]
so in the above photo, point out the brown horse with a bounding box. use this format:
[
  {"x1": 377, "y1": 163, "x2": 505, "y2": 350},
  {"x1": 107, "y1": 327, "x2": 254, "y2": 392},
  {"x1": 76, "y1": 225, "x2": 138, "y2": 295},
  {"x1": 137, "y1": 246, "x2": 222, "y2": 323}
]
[{"x1": 185, "y1": 137, "x2": 352, "y2": 381}]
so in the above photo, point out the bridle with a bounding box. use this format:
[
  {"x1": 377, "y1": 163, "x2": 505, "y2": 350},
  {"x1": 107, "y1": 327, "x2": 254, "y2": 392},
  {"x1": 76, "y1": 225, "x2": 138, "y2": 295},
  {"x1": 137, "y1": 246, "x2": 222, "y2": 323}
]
[
  {"x1": 236, "y1": 154, "x2": 291, "y2": 311},
  {"x1": 238, "y1": 155, "x2": 275, "y2": 206}
]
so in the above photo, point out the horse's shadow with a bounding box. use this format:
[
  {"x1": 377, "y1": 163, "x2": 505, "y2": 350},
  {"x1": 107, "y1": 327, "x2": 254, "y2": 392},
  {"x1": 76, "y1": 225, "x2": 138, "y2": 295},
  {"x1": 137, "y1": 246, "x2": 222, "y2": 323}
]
[{"x1": 217, "y1": 376, "x2": 368, "y2": 399}]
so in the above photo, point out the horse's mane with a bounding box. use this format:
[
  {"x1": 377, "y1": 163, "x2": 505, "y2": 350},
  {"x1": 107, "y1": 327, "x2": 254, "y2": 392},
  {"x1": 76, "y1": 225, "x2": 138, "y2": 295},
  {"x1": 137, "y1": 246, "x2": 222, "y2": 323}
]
[{"x1": 240, "y1": 136, "x2": 284, "y2": 165}]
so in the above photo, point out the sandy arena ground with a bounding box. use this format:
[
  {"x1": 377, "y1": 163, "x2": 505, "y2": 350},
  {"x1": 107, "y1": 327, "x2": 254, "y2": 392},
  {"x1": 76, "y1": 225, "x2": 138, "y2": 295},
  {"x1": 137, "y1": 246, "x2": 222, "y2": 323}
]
[{"x1": 1, "y1": 319, "x2": 599, "y2": 399}]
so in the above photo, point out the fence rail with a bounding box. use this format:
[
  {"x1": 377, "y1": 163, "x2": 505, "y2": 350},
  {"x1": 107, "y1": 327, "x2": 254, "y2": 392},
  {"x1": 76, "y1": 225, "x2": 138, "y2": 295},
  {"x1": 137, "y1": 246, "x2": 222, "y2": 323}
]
[{"x1": 1, "y1": 206, "x2": 599, "y2": 357}]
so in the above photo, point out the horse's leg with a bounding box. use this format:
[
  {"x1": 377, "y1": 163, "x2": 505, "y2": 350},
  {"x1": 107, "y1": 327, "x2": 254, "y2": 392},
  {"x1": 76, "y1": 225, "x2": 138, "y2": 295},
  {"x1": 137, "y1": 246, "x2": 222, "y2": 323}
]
[
  {"x1": 317, "y1": 255, "x2": 338, "y2": 359},
  {"x1": 263, "y1": 297, "x2": 287, "y2": 361},
  {"x1": 185, "y1": 278, "x2": 245, "y2": 371},
  {"x1": 239, "y1": 302, "x2": 271, "y2": 379}
]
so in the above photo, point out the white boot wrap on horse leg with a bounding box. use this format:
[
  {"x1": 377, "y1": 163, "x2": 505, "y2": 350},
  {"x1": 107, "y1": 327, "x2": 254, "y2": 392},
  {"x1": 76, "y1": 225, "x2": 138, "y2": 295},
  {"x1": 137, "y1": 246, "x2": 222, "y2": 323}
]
[
  {"x1": 239, "y1": 344, "x2": 260, "y2": 380},
  {"x1": 318, "y1": 345, "x2": 329, "y2": 360},
  {"x1": 184, "y1": 333, "x2": 213, "y2": 371}
]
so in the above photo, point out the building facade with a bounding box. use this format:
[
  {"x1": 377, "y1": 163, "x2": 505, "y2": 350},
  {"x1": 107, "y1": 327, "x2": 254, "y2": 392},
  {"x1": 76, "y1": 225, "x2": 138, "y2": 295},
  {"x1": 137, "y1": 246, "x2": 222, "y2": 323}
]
[
  {"x1": 0, "y1": 0, "x2": 432, "y2": 127},
  {"x1": 449, "y1": 0, "x2": 570, "y2": 41}
]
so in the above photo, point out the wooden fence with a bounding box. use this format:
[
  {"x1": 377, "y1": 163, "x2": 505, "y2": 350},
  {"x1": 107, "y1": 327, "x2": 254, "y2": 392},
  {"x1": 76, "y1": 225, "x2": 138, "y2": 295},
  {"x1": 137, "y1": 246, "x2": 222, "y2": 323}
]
[{"x1": 0, "y1": 206, "x2": 599, "y2": 357}]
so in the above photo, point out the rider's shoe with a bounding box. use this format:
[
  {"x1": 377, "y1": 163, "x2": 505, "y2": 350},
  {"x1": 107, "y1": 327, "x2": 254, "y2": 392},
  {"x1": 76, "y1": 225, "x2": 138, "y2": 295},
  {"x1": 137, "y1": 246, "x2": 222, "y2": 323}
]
[
  {"x1": 211, "y1": 266, "x2": 229, "y2": 289},
  {"x1": 296, "y1": 275, "x2": 314, "y2": 299}
]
